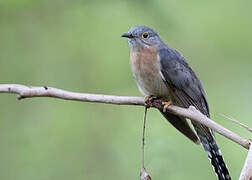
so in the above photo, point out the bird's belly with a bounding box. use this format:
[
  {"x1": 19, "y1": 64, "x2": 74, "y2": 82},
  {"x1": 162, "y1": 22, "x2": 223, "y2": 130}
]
[
  {"x1": 134, "y1": 69, "x2": 168, "y2": 97},
  {"x1": 130, "y1": 49, "x2": 169, "y2": 97}
]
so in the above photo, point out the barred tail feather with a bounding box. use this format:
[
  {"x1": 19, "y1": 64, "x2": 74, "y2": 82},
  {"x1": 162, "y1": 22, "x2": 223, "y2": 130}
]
[{"x1": 195, "y1": 128, "x2": 231, "y2": 180}]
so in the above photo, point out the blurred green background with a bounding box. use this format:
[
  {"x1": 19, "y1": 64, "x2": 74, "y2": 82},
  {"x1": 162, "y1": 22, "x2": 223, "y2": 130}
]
[{"x1": 0, "y1": 0, "x2": 252, "y2": 179}]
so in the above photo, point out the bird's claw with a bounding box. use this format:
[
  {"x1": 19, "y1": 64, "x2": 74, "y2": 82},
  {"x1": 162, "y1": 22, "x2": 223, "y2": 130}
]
[
  {"x1": 162, "y1": 101, "x2": 173, "y2": 112},
  {"x1": 144, "y1": 96, "x2": 153, "y2": 104},
  {"x1": 144, "y1": 95, "x2": 158, "y2": 107}
]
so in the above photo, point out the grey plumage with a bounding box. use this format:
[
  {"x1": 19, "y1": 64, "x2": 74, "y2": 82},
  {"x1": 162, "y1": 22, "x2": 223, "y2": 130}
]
[
  {"x1": 159, "y1": 45, "x2": 231, "y2": 180},
  {"x1": 122, "y1": 25, "x2": 231, "y2": 180}
]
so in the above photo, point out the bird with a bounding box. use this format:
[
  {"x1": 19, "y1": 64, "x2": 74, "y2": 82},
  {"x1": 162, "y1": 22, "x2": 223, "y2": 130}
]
[{"x1": 121, "y1": 26, "x2": 231, "y2": 180}]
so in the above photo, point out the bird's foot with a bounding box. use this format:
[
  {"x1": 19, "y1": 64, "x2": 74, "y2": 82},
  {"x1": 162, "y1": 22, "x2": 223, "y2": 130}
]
[
  {"x1": 162, "y1": 101, "x2": 173, "y2": 112},
  {"x1": 144, "y1": 96, "x2": 152, "y2": 104},
  {"x1": 144, "y1": 95, "x2": 158, "y2": 107}
]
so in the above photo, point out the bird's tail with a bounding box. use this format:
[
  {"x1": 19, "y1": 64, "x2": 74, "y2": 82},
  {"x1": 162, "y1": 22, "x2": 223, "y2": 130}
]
[{"x1": 194, "y1": 126, "x2": 231, "y2": 180}]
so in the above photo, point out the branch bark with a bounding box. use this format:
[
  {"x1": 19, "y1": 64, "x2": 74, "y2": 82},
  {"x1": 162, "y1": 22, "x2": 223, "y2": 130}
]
[
  {"x1": 0, "y1": 84, "x2": 249, "y2": 149},
  {"x1": 0, "y1": 84, "x2": 144, "y2": 105}
]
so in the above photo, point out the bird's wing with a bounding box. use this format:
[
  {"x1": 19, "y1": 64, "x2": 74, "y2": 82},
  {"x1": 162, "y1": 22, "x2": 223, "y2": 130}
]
[
  {"x1": 158, "y1": 47, "x2": 212, "y2": 139},
  {"x1": 158, "y1": 47, "x2": 231, "y2": 179}
]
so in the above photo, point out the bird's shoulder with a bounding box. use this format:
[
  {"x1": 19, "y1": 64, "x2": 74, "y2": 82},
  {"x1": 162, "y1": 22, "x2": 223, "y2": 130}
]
[
  {"x1": 158, "y1": 44, "x2": 189, "y2": 69},
  {"x1": 157, "y1": 44, "x2": 196, "y2": 86}
]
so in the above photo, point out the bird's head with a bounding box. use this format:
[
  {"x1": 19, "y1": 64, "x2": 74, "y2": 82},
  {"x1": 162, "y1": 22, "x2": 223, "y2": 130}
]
[{"x1": 121, "y1": 26, "x2": 162, "y2": 49}]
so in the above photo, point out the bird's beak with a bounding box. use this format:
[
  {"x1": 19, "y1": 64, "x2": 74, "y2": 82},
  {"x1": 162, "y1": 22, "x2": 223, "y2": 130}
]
[{"x1": 121, "y1": 33, "x2": 134, "y2": 38}]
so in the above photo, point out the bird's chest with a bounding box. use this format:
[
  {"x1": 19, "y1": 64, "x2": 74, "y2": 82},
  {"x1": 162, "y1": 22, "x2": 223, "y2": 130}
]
[{"x1": 130, "y1": 47, "x2": 168, "y2": 97}]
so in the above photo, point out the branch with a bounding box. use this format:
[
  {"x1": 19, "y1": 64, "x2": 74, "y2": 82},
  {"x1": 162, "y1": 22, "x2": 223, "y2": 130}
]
[
  {"x1": 0, "y1": 84, "x2": 144, "y2": 105},
  {"x1": 0, "y1": 83, "x2": 250, "y2": 150},
  {"x1": 221, "y1": 114, "x2": 252, "y2": 133},
  {"x1": 239, "y1": 142, "x2": 252, "y2": 180}
]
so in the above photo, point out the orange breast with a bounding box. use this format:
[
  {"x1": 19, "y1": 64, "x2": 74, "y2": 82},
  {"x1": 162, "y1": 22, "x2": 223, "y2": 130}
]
[{"x1": 130, "y1": 46, "x2": 169, "y2": 97}]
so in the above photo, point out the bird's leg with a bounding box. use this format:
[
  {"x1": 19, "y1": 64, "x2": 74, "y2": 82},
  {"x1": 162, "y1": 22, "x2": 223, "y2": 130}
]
[{"x1": 162, "y1": 100, "x2": 173, "y2": 112}]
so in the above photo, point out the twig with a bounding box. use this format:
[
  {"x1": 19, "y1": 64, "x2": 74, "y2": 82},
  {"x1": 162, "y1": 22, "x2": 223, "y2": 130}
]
[
  {"x1": 220, "y1": 114, "x2": 252, "y2": 133},
  {"x1": 142, "y1": 106, "x2": 148, "y2": 168},
  {"x1": 140, "y1": 107, "x2": 152, "y2": 180},
  {"x1": 219, "y1": 114, "x2": 252, "y2": 180},
  {"x1": 239, "y1": 140, "x2": 252, "y2": 180},
  {"x1": 0, "y1": 83, "x2": 250, "y2": 150}
]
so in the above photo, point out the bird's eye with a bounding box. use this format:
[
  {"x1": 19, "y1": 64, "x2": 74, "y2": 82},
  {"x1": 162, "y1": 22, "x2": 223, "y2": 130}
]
[{"x1": 142, "y1": 32, "x2": 149, "y2": 39}]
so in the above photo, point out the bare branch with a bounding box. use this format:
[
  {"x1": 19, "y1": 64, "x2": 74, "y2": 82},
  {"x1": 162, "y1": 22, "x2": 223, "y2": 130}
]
[
  {"x1": 0, "y1": 84, "x2": 250, "y2": 150},
  {"x1": 0, "y1": 84, "x2": 144, "y2": 105},
  {"x1": 221, "y1": 114, "x2": 252, "y2": 133},
  {"x1": 239, "y1": 140, "x2": 252, "y2": 180}
]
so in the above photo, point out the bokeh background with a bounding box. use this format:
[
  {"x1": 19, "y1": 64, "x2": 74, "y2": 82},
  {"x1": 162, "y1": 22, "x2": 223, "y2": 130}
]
[{"x1": 0, "y1": 0, "x2": 252, "y2": 179}]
